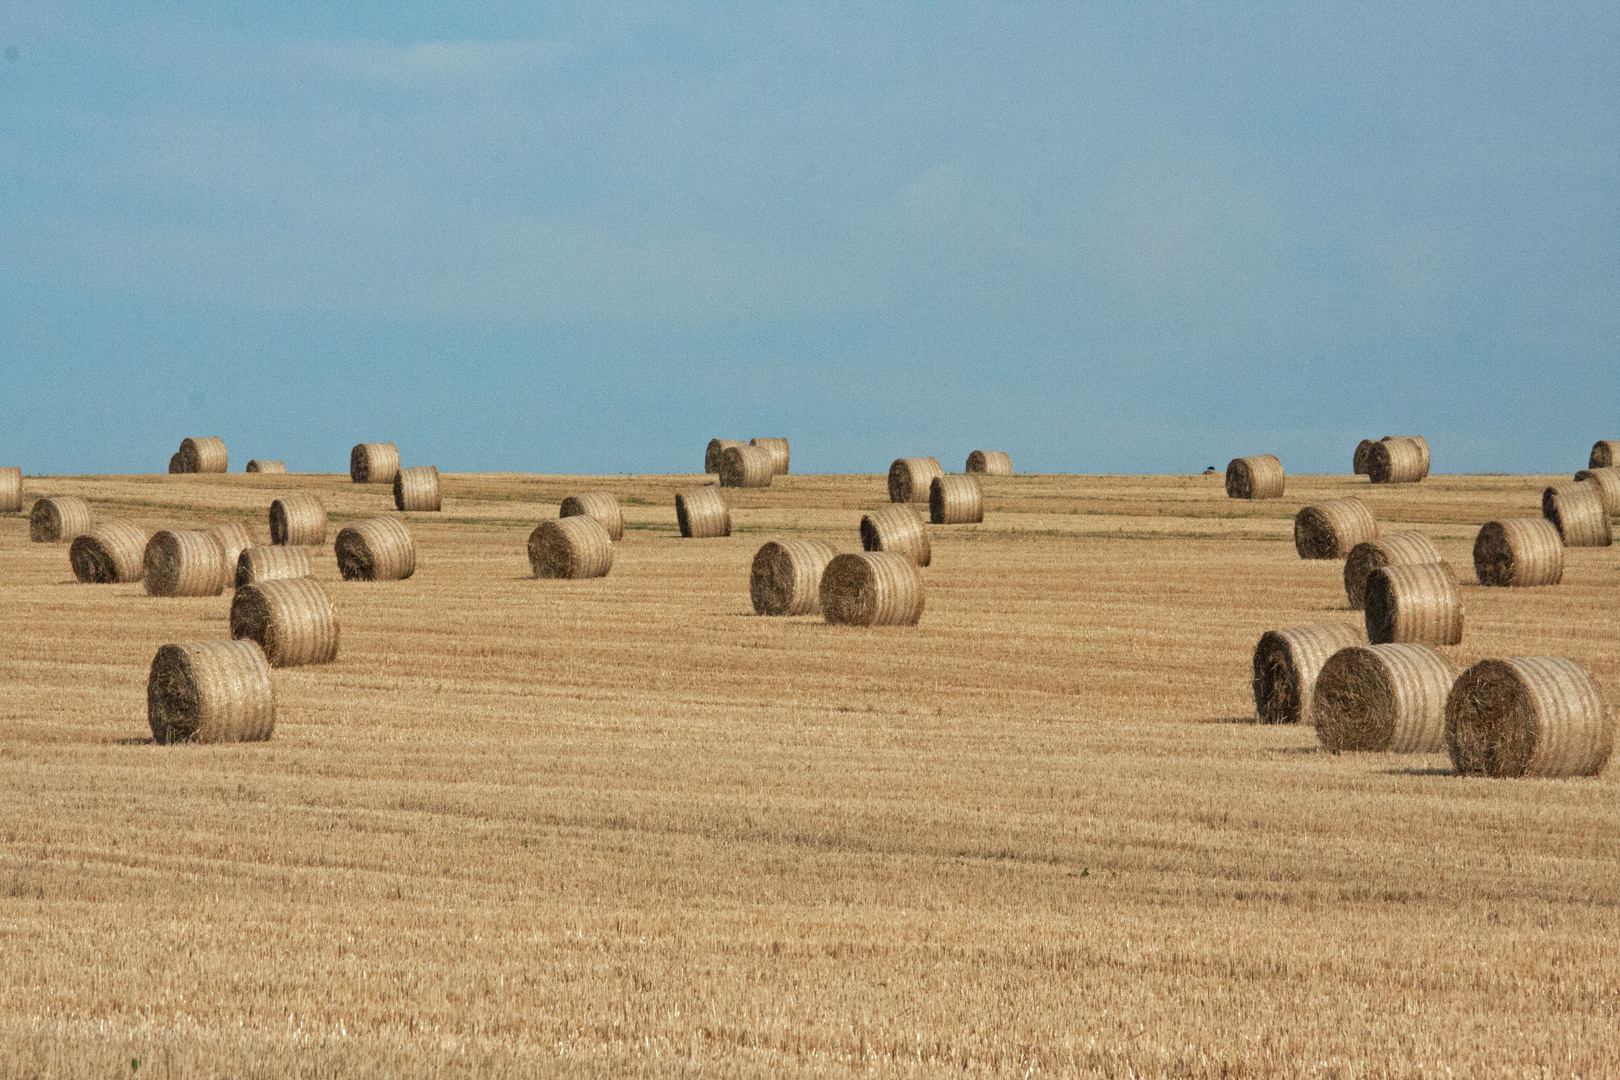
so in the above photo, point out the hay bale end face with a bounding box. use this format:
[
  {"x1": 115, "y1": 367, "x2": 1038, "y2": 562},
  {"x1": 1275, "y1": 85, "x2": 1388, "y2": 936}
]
[
  {"x1": 860, "y1": 504, "x2": 931, "y2": 567},
  {"x1": 966, "y1": 450, "x2": 1012, "y2": 475},
  {"x1": 559, "y1": 492, "x2": 624, "y2": 541},
  {"x1": 144, "y1": 530, "x2": 229, "y2": 597},
  {"x1": 206, "y1": 522, "x2": 256, "y2": 581},
  {"x1": 718, "y1": 445, "x2": 775, "y2": 488},
  {"x1": 147, "y1": 640, "x2": 275, "y2": 745},
  {"x1": 1473, "y1": 519, "x2": 1563, "y2": 587},
  {"x1": 749, "y1": 437, "x2": 791, "y2": 475},
  {"x1": 1573, "y1": 467, "x2": 1620, "y2": 516},
  {"x1": 1590, "y1": 441, "x2": 1619, "y2": 470},
  {"x1": 1542, "y1": 482, "x2": 1612, "y2": 548},
  {"x1": 350, "y1": 442, "x2": 400, "y2": 484},
  {"x1": 820, "y1": 551, "x2": 925, "y2": 626},
  {"x1": 1314, "y1": 643, "x2": 1457, "y2": 753},
  {"x1": 751, "y1": 539, "x2": 837, "y2": 616},
  {"x1": 1225, "y1": 455, "x2": 1284, "y2": 499},
  {"x1": 245, "y1": 460, "x2": 286, "y2": 474},
  {"x1": 528, "y1": 516, "x2": 614, "y2": 579},
  {"x1": 888, "y1": 457, "x2": 943, "y2": 503},
  {"x1": 0, "y1": 466, "x2": 21, "y2": 514},
  {"x1": 1366, "y1": 439, "x2": 1426, "y2": 484},
  {"x1": 231, "y1": 577, "x2": 339, "y2": 667},
  {"x1": 1364, "y1": 563, "x2": 1463, "y2": 646},
  {"x1": 335, "y1": 517, "x2": 417, "y2": 581},
  {"x1": 675, "y1": 487, "x2": 730, "y2": 538},
  {"x1": 705, "y1": 439, "x2": 747, "y2": 474},
  {"x1": 394, "y1": 465, "x2": 442, "y2": 511},
  {"x1": 930, "y1": 475, "x2": 984, "y2": 525},
  {"x1": 168, "y1": 453, "x2": 183, "y2": 474},
  {"x1": 236, "y1": 545, "x2": 311, "y2": 590},
  {"x1": 1352, "y1": 440, "x2": 1378, "y2": 475},
  {"x1": 69, "y1": 520, "x2": 148, "y2": 584},
  {"x1": 1251, "y1": 624, "x2": 1365, "y2": 725},
  {"x1": 269, "y1": 494, "x2": 328, "y2": 546},
  {"x1": 1446, "y1": 657, "x2": 1613, "y2": 778},
  {"x1": 176, "y1": 437, "x2": 228, "y2": 474},
  {"x1": 1293, "y1": 497, "x2": 1378, "y2": 560},
  {"x1": 1343, "y1": 531, "x2": 1443, "y2": 610},
  {"x1": 29, "y1": 496, "x2": 94, "y2": 543}
]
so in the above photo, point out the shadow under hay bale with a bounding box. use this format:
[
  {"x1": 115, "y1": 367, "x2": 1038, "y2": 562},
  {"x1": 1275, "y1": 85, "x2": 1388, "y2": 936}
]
[
  {"x1": 1366, "y1": 438, "x2": 1426, "y2": 484},
  {"x1": 175, "y1": 437, "x2": 228, "y2": 474},
  {"x1": 1225, "y1": 455, "x2": 1284, "y2": 499},
  {"x1": 206, "y1": 522, "x2": 256, "y2": 581},
  {"x1": 231, "y1": 577, "x2": 339, "y2": 667},
  {"x1": 269, "y1": 495, "x2": 327, "y2": 546},
  {"x1": 236, "y1": 545, "x2": 311, "y2": 590},
  {"x1": 820, "y1": 551, "x2": 925, "y2": 626},
  {"x1": 560, "y1": 492, "x2": 624, "y2": 541},
  {"x1": 1573, "y1": 467, "x2": 1620, "y2": 516},
  {"x1": 335, "y1": 517, "x2": 416, "y2": 581},
  {"x1": 749, "y1": 437, "x2": 790, "y2": 475},
  {"x1": 930, "y1": 475, "x2": 984, "y2": 524},
  {"x1": 888, "y1": 457, "x2": 943, "y2": 503},
  {"x1": 1446, "y1": 657, "x2": 1613, "y2": 778},
  {"x1": 860, "y1": 505, "x2": 931, "y2": 567},
  {"x1": 1473, "y1": 519, "x2": 1563, "y2": 587},
  {"x1": 0, "y1": 466, "x2": 21, "y2": 513},
  {"x1": 1344, "y1": 531, "x2": 1442, "y2": 610},
  {"x1": 350, "y1": 442, "x2": 400, "y2": 484},
  {"x1": 70, "y1": 520, "x2": 148, "y2": 584},
  {"x1": 29, "y1": 496, "x2": 93, "y2": 543},
  {"x1": 1294, "y1": 496, "x2": 1378, "y2": 559},
  {"x1": 144, "y1": 530, "x2": 228, "y2": 597},
  {"x1": 718, "y1": 445, "x2": 774, "y2": 488},
  {"x1": 1314, "y1": 643, "x2": 1457, "y2": 753},
  {"x1": 528, "y1": 516, "x2": 614, "y2": 579},
  {"x1": 1364, "y1": 563, "x2": 1463, "y2": 646},
  {"x1": 245, "y1": 460, "x2": 286, "y2": 474},
  {"x1": 1591, "y1": 440, "x2": 1619, "y2": 470},
  {"x1": 1251, "y1": 624, "x2": 1365, "y2": 725},
  {"x1": 966, "y1": 450, "x2": 1012, "y2": 475},
  {"x1": 751, "y1": 539, "x2": 837, "y2": 616},
  {"x1": 147, "y1": 640, "x2": 275, "y2": 745},
  {"x1": 394, "y1": 465, "x2": 441, "y2": 511},
  {"x1": 1542, "y1": 482, "x2": 1612, "y2": 547},
  {"x1": 675, "y1": 487, "x2": 730, "y2": 538},
  {"x1": 705, "y1": 439, "x2": 747, "y2": 474}
]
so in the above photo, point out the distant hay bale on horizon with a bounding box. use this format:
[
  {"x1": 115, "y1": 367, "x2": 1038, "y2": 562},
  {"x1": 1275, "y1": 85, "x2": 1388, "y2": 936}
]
[
  {"x1": 1225, "y1": 455, "x2": 1284, "y2": 500},
  {"x1": 335, "y1": 517, "x2": 416, "y2": 581},
  {"x1": 718, "y1": 445, "x2": 774, "y2": 488},
  {"x1": 1314, "y1": 643, "x2": 1456, "y2": 754},
  {"x1": 1446, "y1": 657, "x2": 1613, "y2": 778},
  {"x1": 1573, "y1": 467, "x2": 1620, "y2": 516},
  {"x1": 143, "y1": 530, "x2": 228, "y2": 597},
  {"x1": 1366, "y1": 438, "x2": 1426, "y2": 484},
  {"x1": 236, "y1": 545, "x2": 311, "y2": 590},
  {"x1": 175, "y1": 437, "x2": 228, "y2": 474},
  {"x1": 245, "y1": 460, "x2": 286, "y2": 474},
  {"x1": 930, "y1": 475, "x2": 983, "y2": 525},
  {"x1": 147, "y1": 640, "x2": 274, "y2": 745},
  {"x1": 0, "y1": 466, "x2": 21, "y2": 513},
  {"x1": 966, "y1": 450, "x2": 1012, "y2": 475},
  {"x1": 1387, "y1": 436, "x2": 1431, "y2": 476},
  {"x1": 206, "y1": 522, "x2": 256, "y2": 581},
  {"x1": 1294, "y1": 496, "x2": 1377, "y2": 559},
  {"x1": 30, "y1": 496, "x2": 94, "y2": 543},
  {"x1": 1364, "y1": 563, "x2": 1463, "y2": 646},
  {"x1": 1251, "y1": 623, "x2": 1365, "y2": 725},
  {"x1": 1344, "y1": 531, "x2": 1442, "y2": 610},
  {"x1": 350, "y1": 442, "x2": 400, "y2": 484},
  {"x1": 231, "y1": 577, "x2": 339, "y2": 667},
  {"x1": 1352, "y1": 440, "x2": 1378, "y2": 475},
  {"x1": 705, "y1": 439, "x2": 747, "y2": 474},
  {"x1": 560, "y1": 492, "x2": 624, "y2": 541},
  {"x1": 168, "y1": 453, "x2": 183, "y2": 474},
  {"x1": 860, "y1": 504, "x2": 931, "y2": 567},
  {"x1": 394, "y1": 465, "x2": 441, "y2": 511},
  {"x1": 751, "y1": 539, "x2": 837, "y2": 616},
  {"x1": 269, "y1": 494, "x2": 327, "y2": 546},
  {"x1": 675, "y1": 487, "x2": 730, "y2": 538},
  {"x1": 888, "y1": 457, "x2": 943, "y2": 503},
  {"x1": 820, "y1": 551, "x2": 925, "y2": 626},
  {"x1": 1542, "y1": 481, "x2": 1611, "y2": 547},
  {"x1": 1473, "y1": 519, "x2": 1563, "y2": 587},
  {"x1": 69, "y1": 520, "x2": 147, "y2": 584},
  {"x1": 749, "y1": 437, "x2": 790, "y2": 475},
  {"x1": 1590, "y1": 440, "x2": 1619, "y2": 470},
  {"x1": 528, "y1": 516, "x2": 614, "y2": 579}
]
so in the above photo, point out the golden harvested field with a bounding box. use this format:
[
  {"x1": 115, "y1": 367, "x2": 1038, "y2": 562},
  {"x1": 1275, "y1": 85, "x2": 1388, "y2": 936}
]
[{"x1": 2, "y1": 470, "x2": 1617, "y2": 1078}]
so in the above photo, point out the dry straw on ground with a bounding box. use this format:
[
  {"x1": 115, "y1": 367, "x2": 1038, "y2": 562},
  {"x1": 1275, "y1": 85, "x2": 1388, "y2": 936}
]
[
  {"x1": 69, "y1": 520, "x2": 147, "y2": 584},
  {"x1": 235, "y1": 545, "x2": 311, "y2": 590},
  {"x1": 860, "y1": 504, "x2": 931, "y2": 567},
  {"x1": 559, "y1": 492, "x2": 624, "y2": 541},
  {"x1": 1590, "y1": 440, "x2": 1619, "y2": 469},
  {"x1": 750, "y1": 539, "x2": 837, "y2": 616},
  {"x1": 718, "y1": 445, "x2": 775, "y2": 488},
  {"x1": 1344, "y1": 531, "x2": 1443, "y2": 610},
  {"x1": 1542, "y1": 482, "x2": 1612, "y2": 547},
  {"x1": 245, "y1": 460, "x2": 286, "y2": 474},
  {"x1": 1293, "y1": 496, "x2": 1378, "y2": 559},
  {"x1": 269, "y1": 495, "x2": 327, "y2": 546},
  {"x1": 350, "y1": 442, "x2": 400, "y2": 484},
  {"x1": 528, "y1": 516, "x2": 614, "y2": 579},
  {"x1": 930, "y1": 475, "x2": 984, "y2": 525},
  {"x1": 1225, "y1": 455, "x2": 1284, "y2": 499},
  {"x1": 705, "y1": 439, "x2": 747, "y2": 474},
  {"x1": 675, "y1": 487, "x2": 730, "y2": 538},
  {"x1": 29, "y1": 496, "x2": 93, "y2": 543},
  {"x1": 1473, "y1": 519, "x2": 1563, "y2": 587},
  {"x1": 143, "y1": 530, "x2": 228, "y2": 597},
  {"x1": 820, "y1": 551, "x2": 925, "y2": 626},
  {"x1": 1352, "y1": 440, "x2": 1378, "y2": 475},
  {"x1": 888, "y1": 457, "x2": 943, "y2": 503},
  {"x1": 1251, "y1": 623, "x2": 1365, "y2": 725},
  {"x1": 1446, "y1": 657, "x2": 1613, "y2": 778},
  {"x1": 394, "y1": 465, "x2": 442, "y2": 511},
  {"x1": 1364, "y1": 563, "x2": 1463, "y2": 646},
  {"x1": 175, "y1": 436, "x2": 228, "y2": 474},
  {"x1": 1314, "y1": 643, "x2": 1457, "y2": 753},
  {"x1": 230, "y1": 577, "x2": 340, "y2": 667},
  {"x1": 966, "y1": 450, "x2": 1013, "y2": 475},
  {"x1": 334, "y1": 517, "x2": 416, "y2": 581},
  {"x1": 1573, "y1": 467, "x2": 1620, "y2": 515},
  {"x1": 205, "y1": 522, "x2": 256, "y2": 581},
  {"x1": 147, "y1": 640, "x2": 275, "y2": 745},
  {"x1": 749, "y1": 437, "x2": 791, "y2": 475},
  {"x1": 0, "y1": 466, "x2": 21, "y2": 513},
  {"x1": 1366, "y1": 438, "x2": 1426, "y2": 484}
]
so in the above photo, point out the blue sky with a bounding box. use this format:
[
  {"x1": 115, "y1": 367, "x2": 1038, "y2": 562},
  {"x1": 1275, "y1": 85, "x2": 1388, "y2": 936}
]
[{"x1": 2, "y1": 3, "x2": 1616, "y2": 476}]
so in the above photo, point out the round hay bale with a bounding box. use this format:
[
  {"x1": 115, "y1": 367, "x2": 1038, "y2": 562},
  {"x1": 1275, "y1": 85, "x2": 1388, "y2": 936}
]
[
  {"x1": 1251, "y1": 623, "x2": 1366, "y2": 725},
  {"x1": 1473, "y1": 519, "x2": 1563, "y2": 587},
  {"x1": 394, "y1": 465, "x2": 441, "y2": 511},
  {"x1": 930, "y1": 475, "x2": 984, "y2": 525},
  {"x1": 147, "y1": 639, "x2": 275, "y2": 745},
  {"x1": 1364, "y1": 563, "x2": 1463, "y2": 646},
  {"x1": 236, "y1": 545, "x2": 311, "y2": 590},
  {"x1": 528, "y1": 516, "x2": 614, "y2": 579},
  {"x1": 335, "y1": 517, "x2": 416, "y2": 581},
  {"x1": 1384, "y1": 435, "x2": 1431, "y2": 478},
  {"x1": 1225, "y1": 455, "x2": 1285, "y2": 499},
  {"x1": 705, "y1": 439, "x2": 747, "y2": 474},
  {"x1": 230, "y1": 577, "x2": 339, "y2": 667},
  {"x1": 1542, "y1": 481, "x2": 1612, "y2": 547},
  {"x1": 749, "y1": 437, "x2": 790, "y2": 475},
  {"x1": 751, "y1": 539, "x2": 837, "y2": 616},
  {"x1": 245, "y1": 460, "x2": 286, "y2": 474},
  {"x1": 1446, "y1": 657, "x2": 1613, "y2": 778},
  {"x1": 205, "y1": 522, "x2": 256, "y2": 581},
  {"x1": 1352, "y1": 439, "x2": 1378, "y2": 475},
  {"x1": 269, "y1": 494, "x2": 327, "y2": 546},
  {"x1": 888, "y1": 457, "x2": 943, "y2": 503},
  {"x1": 820, "y1": 551, "x2": 925, "y2": 626},
  {"x1": 860, "y1": 505, "x2": 931, "y2": 567},
  {"x1": 675, "y1": 487, "x2": 730, "y2": 538},
  {"x1": 560, "y1": 491, "x2": 624, "y2": 541},
  {"x1": 1343, "y1": 531, "x2": 1443, "y2": 610},
  {"x1": 176, "y1": 436, "x2": 228, "y2": 474},
  {"x1": 1293, "y1": 496, "x2": 1378, "y2": 560},
  {"x1": 0, "y1": 466, "x2": 21, "y2": 514},
  {"x1": 1573, "y1": 467, "x2": 1620, "y2": 516},
  {"x1": 718, "y1": 445, "x2": 775, "y2": 488},
  {"x1": 1589, "y1": 441, "x2": 1619, "y2": 470},
  {"x1": 350, "y1": 442, "x2": 400, "y2": 484},
  {"x1": 1366, "y1": 439, "x2": 1425, "y2": 484},
  {"x1": 29, "y1": 496, "x2": 94, "y2": 543},
  {"x1": 168, "y1": 453, "x2": 183, "y2": 474},
  {"x1": 69, "y1": 520, "x2": 148, "y2": 584},
  {"x1": 143, "y1": 530, "x2": 228, "y2": 597},
  {"x1": 966, "y1": 450, "x2": 1013, "y2": 475},
  {"x1": 1314, "y1": 643, "x2": 1457, "y2": 753}
]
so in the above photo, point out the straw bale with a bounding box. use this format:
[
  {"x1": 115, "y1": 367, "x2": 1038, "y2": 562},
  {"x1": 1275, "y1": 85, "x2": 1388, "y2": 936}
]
[
  {"x1": 1366, "y1": 439, "x2": 1425, "y2": 484},
  {"x1": 718, "y1": 445, "x2": 775, "y2": 488},
  {"x1": 1225, "y1": 455, "x2": 1285, "y2": 499},
  {"x1": 394, "y1": 465, "x2": 442, "y2": 511},
  {"x1": 143, "y1": 530, "x2": 228, "y2": 597},
  {"x1": 930, "y1": 475, "x2": 984, "y2": 525},
  {"x1": 269, "y1": 494, "x2": 328, "y2": 546},
  {"x1": 205, "y1": 522, "x2": 256, "y2": 581},
  {"x1": 749, "y1": 437, "x2": 791, "y2": 475},
  {"x1": 1590, "y1": 441, "x2": 1619, "y2": 470},
  {"x1": 236, "y1": 545, "x2": 311, "y2": 590},
  {"x1": 860, "y1": 504, "x2": 931, "y2": 567},
  {"x1": 1314, "y1": 644, "x2": 1457, "y2": 753},
  {"x1": 888, "y1": 457, "x2": 943, "y2": 503},
  {"x1": 1542, "y1": 482, "x2": 1611, "y2": 547},
  {"x1": 1352, "y1": 440, "x2": 1378, "y2": 475},
  {"x1": 69, "y1": 520, "x2": 148, "y2": 584},
  {"x1": 29, "y1": 496, "x2": 93, "y2": 543},
  {"x1": 560, "y1": 491, "x2": 624, "y2": 541},
  {"x1": 751, "y1": 539, "x2": 837, "y2": 616},
  {"x1": 1446, "y1": 657, "x2": 1613, "y2": 778},
  {"x1": 966, "y1": 451, "x2": 1013, "y2": 475},
  {"x1": 1573, "y1": 467, "x2": 1620, "y2": 516},
  {"x1": 705, "y1": 439, "x2": 747, "y2": 474},
  {"x1": 1385, "y1": 435, "x2": 1431, "y2": 477},
  {"x1": 0, "y1": 466, "x2": 21, "y2": 513},
  {"x1": 1364, "y1": 563, "x2": 1463, "y2": 646},
  {"x1": 176, "y1": 437, "x2": 228, "y2": 474},
  {"x1": 1473, "y1": 519, "x2": 1563, "y2": 587},
  {"x1": 231, "y1": 577, "x2": 340, "y2": 667},
  {"x1": 675, "y1": 487, "x2": 730, "y2": 538},
  {"x1": 820, "y1": 551, "x2": 926, "y2": 627},
  {"x1": 1343, "y1": 531, "x2": 1443, "y2": 610},
  {"x1": 1293, "y1": 496, "x2": 1378, "y2": 560},
  {"x1": 147, "y1": 640, "x2": 274, "y2": 745},
  {"x1": 350, "y1": 442, "x2": 400, "y2": 484},
  {"x1": 335, "y1": 517, "x2": 417, "y2": 581},
  {"x1": 245, "y1": 460, "x2": 286, "y2": 474},
  {"x1": 168, "y1": 453, "x2": 183, "y2": 474},
  {"x1": 1251, "y1": 623, "x2": 1365, "y2": 725},
  {"x1": 528, "y1": 516, "x2": 614, "y2": 579}
]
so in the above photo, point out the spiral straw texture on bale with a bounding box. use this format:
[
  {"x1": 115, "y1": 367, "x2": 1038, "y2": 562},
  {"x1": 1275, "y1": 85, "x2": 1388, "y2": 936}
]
[
  {"x1": 1294, "y1": 497, "x2": 1378, "y2": 560},
  {"x1": 394, "y1": 465, "x2": 441, "y2": 511},
  {"x1": 144, "y1": 530, "x2": 228, "y2": 597},
  {"x1": 350, "y1": 442, "x2": 400, "y2": 484},
  {"x1": 1446, "y1": 657, "x2": 1613, "y2": 778},
  {"x1": 749, "y1": 437, "x2": 791, "y2": 475},
  {"x1": 1352, "y1": 440, "x2": 1378, "y2": 475},
  {"x1": 269, "y1": 495, "x2": 327, "y2": 546},
  {"x1": 1366, "y1": 438, "x2": 1426, "y2": 484},
  {"x1": 1542, "y1": 482, "x2": 1611, "y2": 547},
  {"x1": 705, "y1": 439, "x2": 747, "y2": 474},
  {"x1": 1590, "y1": 441, "x2": 1619, "y2": 470},
  {"x1": 1344, "y1": 531, "x2": 1443, "y2": 610},
  {"x1": 560, "y1": 492, "x2": 624, "y2": 541},
  {"x1": 0, "y1": 466, "x2": 21, "y2": 513},
  {"x1": 245, "y1": 460, "x2": 286, "y2": 474},
  {"x1": 718, "y1": 445, "x2": 775, "y2": 488},
  {"x1": 675, "y1": 487, "x2": 730, "y2": 538},
  {"x1": 1573, "y1": 467, "x2": 1620, "y2": 516},
  {"x1": 888, "y1": 457, "x2": 944, "y2": 503},
  {"x1": 860, "y1": 504, "x2": 931, "y2": 567},
  {"x1": 30, "y1": 496, "x2": 94, "y2": 543},
  {"x1": 1225, "y1": 455, "x2": 1285, "y2": 500},
  {"x1": 69, "y1": 520, "x2": 148, "y2": 584},
  {"x1": 1364, "y1": 563, "x2": 1463, "y2": 646},
  {"x1": 147, "y1": 640, "x2": 274, "y2": 745},
  {"x1": 820, "y1": 551, "x2": 926, "y2": 627},
  {"x1": 966, "y1": 450, "x2": 1013, "y2": 475},
  {"x1": 1251, "y1": 623, "x2": 1366, "y2": 726},
  {"x1": 335, "y1": 517, "x2": 417, "y2": 581},
  {"x1": 1387, "y1": 435, "x2": 1431, "y2": 477},
  {"x1": 175, "y1": 436, "x2": 228, "y2": 474},
  {"x1": 1314, "y1": 644, "x2": 1457, "y2": 753},
  {"x1": 751, "y1": 539, "x2": 837, "y2": 616},
  {"x1": 231, "y1": 577, "x2": 340, "y2": 667},
  {"x1": 205, "y1": 522, "x2": 256, "y2": 581},
  {"x1": 236, "y1": 545, "x2": 311, "y2": 590},
  {"x1": 528, "y1": 516, "x2": 614, "y2": 579},
  {"x1": 930, "y1": 475, "x2": 984, "y2": 525},
  {"x1": 1473, "y1": 519, "x2": 1563, "y2": 587}
]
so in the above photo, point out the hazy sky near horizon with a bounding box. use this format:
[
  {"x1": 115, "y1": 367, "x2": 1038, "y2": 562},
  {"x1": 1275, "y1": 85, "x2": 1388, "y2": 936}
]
[{"x1": 2, "y1": 3, "x2": 1616, "y2": 476}]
